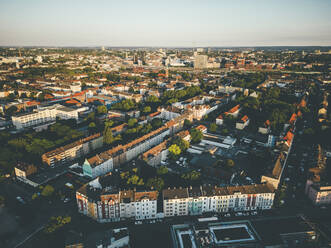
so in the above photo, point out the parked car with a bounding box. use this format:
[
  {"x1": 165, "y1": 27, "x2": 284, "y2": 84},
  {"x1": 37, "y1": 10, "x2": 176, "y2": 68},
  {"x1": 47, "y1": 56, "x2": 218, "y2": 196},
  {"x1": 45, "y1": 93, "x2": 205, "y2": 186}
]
[{"x1": 16, "y1": 196, "x2": 25, "y2": 204}]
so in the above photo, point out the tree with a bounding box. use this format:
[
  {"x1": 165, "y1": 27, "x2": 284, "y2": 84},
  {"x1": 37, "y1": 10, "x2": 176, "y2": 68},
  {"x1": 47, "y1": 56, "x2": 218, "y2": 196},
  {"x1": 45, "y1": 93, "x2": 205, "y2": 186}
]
[
  {"x1": 41, "y1": 185, "x2": 54, "y2": 197},
  {"x1": 143, "y1": 106, "x2": 152, "y2": 113},
  {"x1": 209, "y1": 123, "x2": 217, "y2": 133},
  {"x1": 146, "y1": 95, "x2": 160, "y2": 103},
  {"x1": 128, "y1": 118, "x2": 137, "y2": 127},
  {"x1": 169, "y1": 144, "x2": 181, "y2": 156},
  {"x1": 7, "y1": 93, "x2": 16, "y2": 101},
  {"x1": 157, "y1": 166, "x2": 168, "y2": 175},
  {"x1": 104, "y1": 120, "x2": 114, "y2": 128},
  {"x1": 111, "y1": 99, "x2": 136, "y2": 111},
  {"x1": 103, "y1": 127, "x2": 114, "y2": 145},
  {"x1": 151, "y1": 118, "x2": 162, "y2": 129},
  {"x1": 127, "y1": 175, "x2": 144, "y2": 186},
  {"x1": 182, "y1": 170, "x2": 201, "y2": 181},
  {"x1": 127, "y1": 175, "x2": 139, "y2": 185},
  {"x1": 221, "y1": 128, "x2": 229, "y2": 135},
  {"x1": 169, "y1": 144, "x2": 181, "y2": 160},
  {"x1": 183, "y1": 119, "x2": 192, "y2": 129},
  {"x1": 0, "y1": 195, "x2": 5, "y2": 206},
  {"x1": 226, "y1": 159, "x2": 235, "y2": 167},
  {"x1": 5, "y1": 105, "x2": 17, "y2": 116},
  {"x1": 85, "y1": 112, "x2": 95, "y2": 122},
  {"x1": 97, "y1": 105, "x2": 107, "y2": 114},
  {"x1": 147, "y1": 177, "x2": 164, "y2": 191},
  {"x1": 88, "y1": 122, "x2": 96, "y2": 130},
  {"x1": 44, "y1": 216, "x2": 71, "y2": 234},
  {"x1": 32, "y1": 193, "x2": 39, "y2": 200},
  {"x1": 190, "y1": 128, "x2": 203, "y2": 144},
  {"x1": 172, "y1": 136, "x2": 189, "y2": 152}
]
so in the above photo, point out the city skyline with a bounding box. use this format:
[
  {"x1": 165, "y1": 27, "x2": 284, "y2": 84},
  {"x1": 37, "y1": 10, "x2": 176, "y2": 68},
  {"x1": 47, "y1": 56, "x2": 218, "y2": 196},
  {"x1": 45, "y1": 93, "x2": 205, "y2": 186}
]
[{"x1": 1, "y1": 0, "x2": 331, "y2": 47}]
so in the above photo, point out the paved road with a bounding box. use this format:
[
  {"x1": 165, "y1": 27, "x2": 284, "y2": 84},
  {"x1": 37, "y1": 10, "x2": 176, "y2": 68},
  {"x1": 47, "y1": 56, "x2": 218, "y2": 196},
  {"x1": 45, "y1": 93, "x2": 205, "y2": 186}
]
[{"x1": 0, "y1": 179, "x2": 77, "y2": 248}]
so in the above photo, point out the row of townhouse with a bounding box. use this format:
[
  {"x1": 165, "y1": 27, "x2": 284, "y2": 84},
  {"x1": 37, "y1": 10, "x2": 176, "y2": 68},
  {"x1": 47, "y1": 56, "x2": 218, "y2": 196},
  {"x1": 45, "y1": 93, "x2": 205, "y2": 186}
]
[
  {"x1": 76, "y1": 181, "x2": 275, "y2": 223},
  {"x1": 260, "y1": 101, "x2": 303, "y2": 190},
  {"x1": 41, "y1": 133, "x2": 103, "y2": 166},
  {"x1": 82, "y1": 125, "x2": 170, "y2": 178},
  {"x1": 11, "y1": 104, "x2": 88, "y2": 129},
  {"x1": 76, "y1": 180, "x2": 158, "y2": 222},
  {"x1": 163, "y1": 184, "x2": 275, "y2": 217}
]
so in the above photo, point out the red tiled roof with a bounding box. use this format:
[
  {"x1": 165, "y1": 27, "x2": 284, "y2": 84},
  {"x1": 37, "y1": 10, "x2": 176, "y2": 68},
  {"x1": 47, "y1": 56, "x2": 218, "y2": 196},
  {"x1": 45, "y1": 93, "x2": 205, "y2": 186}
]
[
  {"x1": 44, "y1": 94, "x2": 54, "y2": 99},
  {"x1": 66, "y1": 99, "x2": 79, "y2": 104},
  {"x1": 196, "y1": 125, "x2": 207, "y2": 131},
  {"x1": 284, "y1": 130, "x2": 294, "y2": 147},
  {"x1": 149, "y1": 111, "x2": 160, "y2": 117},
  {"x1": 241, "y1": 115, "x2": 249, "y2": 122},
  {"x1": 26, "y1": 100, "x2": 40, "y2": 106},
  {"x1": 225, "y1": 104, "x2": 240, "y2": 115},
  {"x1": 289, "y1": 113, "x2": 297, "y2": 124},
  {"x1": 265, "y1": 120, "x2": 271, "y2": 127}
]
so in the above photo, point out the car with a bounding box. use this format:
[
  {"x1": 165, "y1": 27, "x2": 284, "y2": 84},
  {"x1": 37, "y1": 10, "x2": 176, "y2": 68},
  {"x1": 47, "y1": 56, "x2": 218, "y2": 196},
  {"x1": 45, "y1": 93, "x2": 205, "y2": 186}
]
[
  {"x1": 64, "y1": 198, "x2": 70, "y2": 203},
  {"x1": 16, "y1": 196, "x2": 25, "y2": 204},
  {"x1": 251, "y1": 211, "x2": 258, "y2": 216},
  {"x1": 224, "y1": 213, "x2": 231, "y2": 217},
  {"x1": 235, "y1": 212, "x2": 243, "y2": 216}
]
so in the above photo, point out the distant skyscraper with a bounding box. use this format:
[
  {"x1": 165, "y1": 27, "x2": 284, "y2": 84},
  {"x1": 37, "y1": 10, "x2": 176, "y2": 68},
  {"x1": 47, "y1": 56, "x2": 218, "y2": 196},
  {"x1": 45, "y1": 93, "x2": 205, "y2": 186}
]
[
  {"x1": 194, "y1": 55, "x2": 208, "y2": 69},
  {"x1": 101, "y1": 46, "x2": 105, "y2": 51}
]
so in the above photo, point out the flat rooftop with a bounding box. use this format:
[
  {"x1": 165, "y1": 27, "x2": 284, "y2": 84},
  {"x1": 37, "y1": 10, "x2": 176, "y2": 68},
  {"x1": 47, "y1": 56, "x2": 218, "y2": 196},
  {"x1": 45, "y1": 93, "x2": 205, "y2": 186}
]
[
  {"x1": 171, "y1": 216, "x2": 318, "y2": 248},
  {"x1": 172, "y1": 220, "x2": 258, "y2": 248}
]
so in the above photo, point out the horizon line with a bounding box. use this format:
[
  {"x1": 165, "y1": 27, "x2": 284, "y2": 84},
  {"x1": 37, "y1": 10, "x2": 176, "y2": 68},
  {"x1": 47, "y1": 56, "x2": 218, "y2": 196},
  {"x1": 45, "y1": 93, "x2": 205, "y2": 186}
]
[{"x1": 1, "y1": 45, "x2": 331, "y2": 49}]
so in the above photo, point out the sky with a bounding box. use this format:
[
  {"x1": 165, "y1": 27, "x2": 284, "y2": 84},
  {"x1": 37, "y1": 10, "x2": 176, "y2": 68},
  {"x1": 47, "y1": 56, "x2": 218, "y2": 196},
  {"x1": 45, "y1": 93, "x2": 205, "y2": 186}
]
[{"x1": 0, "y1": 0, "x2": 331, "y2": 47}]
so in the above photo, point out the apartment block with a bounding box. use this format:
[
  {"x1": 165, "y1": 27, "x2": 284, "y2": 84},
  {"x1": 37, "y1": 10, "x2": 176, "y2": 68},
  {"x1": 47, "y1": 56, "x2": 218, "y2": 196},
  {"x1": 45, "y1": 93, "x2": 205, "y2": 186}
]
[
  {"x1": 163, "y1": 184, "x2": 275, "y2": 217},
  {"x1": 83, "y1": 125, "x2": 170, "y2": 178},
  {"x1": 305, "y1": 180, "x2": 331, "y2": 205},
  {"x1": 76, "y1": 178, "x2": 158, "y2": 222},
  {"x1": 12, "y1": 104, "x2": 88, "y2": 129},
  {"x1": 42, "y1": 133, "x2": 103, "y2": 167},
  {"x1": 14, "y1": 162, "x2": 38, "y2": 179}
]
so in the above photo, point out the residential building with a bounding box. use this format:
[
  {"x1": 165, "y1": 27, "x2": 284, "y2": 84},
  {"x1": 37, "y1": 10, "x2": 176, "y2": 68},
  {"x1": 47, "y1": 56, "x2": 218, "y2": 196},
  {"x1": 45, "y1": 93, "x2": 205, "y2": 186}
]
[
  {"x1": 42, "y1": 133, "x2": 103, "y2": 167},
  {"x1": 225, "y1": 104, "x2": 241, "y2": 118},
  {"x1": 258, "y1": 120, "x2": 271, "y2": 134},
  {"x1": 83, "y1": 125, "x2": 170, "y2": 178},
  {"x1": 14, "y1": 162, "x2": 38, "y2": 180},
  {"x1": 163, "y1": 184, "x2": 275, "y2": 217},
  {"x1": 76, "y1": 177, "x2": 158, "y2": 222},
  {"x1": 216, "y1": 114, "x2": 223, "y2": 126},
  {"x1": 305, "y1": 181, "x2": 331, "y2": 205},
  {"x1": 12, "y1": 104, "x2": 88, "y2": 129},
  {"x1": 236, "y1": 115, "x2": 250, "y2": 130},
  {"x1": 142, "y1": 139, "x2": 169, "y2": 167}
]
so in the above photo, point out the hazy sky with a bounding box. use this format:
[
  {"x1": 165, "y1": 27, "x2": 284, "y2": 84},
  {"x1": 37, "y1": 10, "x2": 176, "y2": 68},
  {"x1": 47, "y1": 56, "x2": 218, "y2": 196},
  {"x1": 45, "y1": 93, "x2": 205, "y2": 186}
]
[{"x1": 1, "y1": 0, "x2": 331, "y2": 47}]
